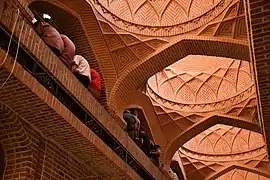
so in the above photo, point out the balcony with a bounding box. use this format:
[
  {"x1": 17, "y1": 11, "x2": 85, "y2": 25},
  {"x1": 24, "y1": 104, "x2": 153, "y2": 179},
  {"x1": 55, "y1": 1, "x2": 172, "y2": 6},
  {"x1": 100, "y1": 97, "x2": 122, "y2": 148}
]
[{"x1": 0, "y1": 1, "x2": 172, "y2": 179}]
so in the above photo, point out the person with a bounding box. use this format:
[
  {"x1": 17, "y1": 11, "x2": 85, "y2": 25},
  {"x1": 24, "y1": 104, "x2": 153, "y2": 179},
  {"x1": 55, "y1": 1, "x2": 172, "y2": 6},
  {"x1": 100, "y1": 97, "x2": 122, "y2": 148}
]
[
  {"x1": 139, "y1": 130, "x2": 151, "y2": 157},
  {"x1": 88, "y1": 68, "x2": 101, "y2": 99},
  {"x1": 71, "y1": 55, "x2": 91, "y2": 88},
  {"x1": 150, "y1": 143, "x2": 161, "y2": 167},
  {"x1": 33, "y1": 16, "x2": 64, "y2": 56},
  {"x1": 130, "y1": 109, "x2": 140, "y2": 140},
  {"x1": 59, "y1": 34, "x2": 75, "y2": 68},
  {"x1": 123, "y1": 110, "x2": 137, "y2": 140}
]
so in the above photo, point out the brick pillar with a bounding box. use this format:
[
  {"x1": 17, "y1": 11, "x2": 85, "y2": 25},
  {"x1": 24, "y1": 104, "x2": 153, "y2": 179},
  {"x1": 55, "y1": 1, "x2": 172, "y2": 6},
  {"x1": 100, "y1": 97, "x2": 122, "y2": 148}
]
[
  {"x1": 244, "y1": 0, "x2": 270, "y2": 155},
  {"x1": 0, "y1": 104, "x2": 34, "y2": 180}
]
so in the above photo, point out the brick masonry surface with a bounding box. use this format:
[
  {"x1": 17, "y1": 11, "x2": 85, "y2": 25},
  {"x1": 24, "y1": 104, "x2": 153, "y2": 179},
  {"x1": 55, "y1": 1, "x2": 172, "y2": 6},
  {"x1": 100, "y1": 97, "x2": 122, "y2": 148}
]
[
  {"x1": 0, "y1": 2, "x2": 171, "y2": 179},
  {"x1": 0, "y1": 102, "x2": 96, "y2": 180},
  {"x1": 245, "y1": 0, "x2": 270, "y2": 155},
  {"x1": 0, "y1": 50, "x2": 142, "y2": 180}
]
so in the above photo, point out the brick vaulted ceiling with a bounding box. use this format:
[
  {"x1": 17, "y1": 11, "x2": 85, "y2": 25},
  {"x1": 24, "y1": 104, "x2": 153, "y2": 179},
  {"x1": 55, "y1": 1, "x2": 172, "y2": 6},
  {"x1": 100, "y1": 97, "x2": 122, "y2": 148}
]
[
  {"x1": 88, "y1": 0, "x2": 250, "y2": 114},
  {"x1": 145, "y1": 56, "x2": 269, "y2": 179},
  {"x1": 84, "y1": 0, "x2": 266, "y2": 178},
  {"x1": 16, "y1": 0, "x2": 267, "y2": 179}
]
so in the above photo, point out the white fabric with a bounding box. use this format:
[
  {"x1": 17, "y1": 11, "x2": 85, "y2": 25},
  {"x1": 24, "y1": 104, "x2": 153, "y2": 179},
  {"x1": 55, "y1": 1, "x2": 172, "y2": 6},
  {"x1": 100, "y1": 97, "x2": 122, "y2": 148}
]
[{"x1": 73, "y1": 55, "x2": 91, "y2": 80}]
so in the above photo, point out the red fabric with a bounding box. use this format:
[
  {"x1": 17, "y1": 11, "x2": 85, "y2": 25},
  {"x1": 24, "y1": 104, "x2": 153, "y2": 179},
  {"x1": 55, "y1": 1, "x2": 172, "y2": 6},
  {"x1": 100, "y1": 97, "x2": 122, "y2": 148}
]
[
  {"x1": 89, "y1": 69, "x2": 101, "y2": 93},
  {"x1": 41, "y1": 22, "x2": 64, "y2": 53},
  {"x1": 59, "y1": 34, "x2": 75, "y2": 68}
]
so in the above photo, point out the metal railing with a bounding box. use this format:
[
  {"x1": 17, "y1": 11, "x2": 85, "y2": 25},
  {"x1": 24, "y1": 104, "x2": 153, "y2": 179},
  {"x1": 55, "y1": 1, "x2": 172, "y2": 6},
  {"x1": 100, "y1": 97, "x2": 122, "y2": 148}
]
[{"x1": 0, "y1": 22, "x2": 155, "y2": 180}]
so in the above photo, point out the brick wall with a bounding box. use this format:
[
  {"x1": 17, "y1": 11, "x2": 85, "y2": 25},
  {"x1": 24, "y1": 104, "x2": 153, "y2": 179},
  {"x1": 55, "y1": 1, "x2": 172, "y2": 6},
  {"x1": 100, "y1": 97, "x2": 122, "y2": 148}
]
[
  {"x1": 245, "y1": 0, "x2": 270, "y2": 154},
  {"x1": 0, "y1": 103, "x2": 95, "y2": 180},
  {"x1": 28, "y1": 1, "x2": 108, "y2": 106},
  {"x1": 27, "y1": 0, "x2": 117, "y2": 107},
  {"x1": 0, "y1": 3, "x2": 170, "y2": 177}
]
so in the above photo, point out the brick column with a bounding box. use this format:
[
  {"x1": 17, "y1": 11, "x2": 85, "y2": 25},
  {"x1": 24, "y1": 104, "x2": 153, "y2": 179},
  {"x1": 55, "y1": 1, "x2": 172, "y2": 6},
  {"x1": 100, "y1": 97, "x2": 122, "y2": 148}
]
[{"x1": 245, "y1": 0, "x2": 270, "y2": 155}]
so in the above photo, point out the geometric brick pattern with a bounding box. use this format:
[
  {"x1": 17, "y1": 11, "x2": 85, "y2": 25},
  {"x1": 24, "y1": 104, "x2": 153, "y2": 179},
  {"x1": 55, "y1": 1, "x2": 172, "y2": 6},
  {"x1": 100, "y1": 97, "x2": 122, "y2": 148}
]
[
  {"x1": 161, "y1": 114, "x2": 261, "y2": 170},
  {"x1": 3, "y1": 0, "x2": 270, "y2": 179},
  {"x1": 26, "y1": 0, "x2": 117, "y2": 105},
  {"x1": 147, "y1": 56, "x2": 253, "y2": 106},
  {"x1": 143, "y1": 55, "x2": 261, "y2": 179},
  {"x1": 90, "y1": 0, "x2": 232, "y2": 36},
  {"x1": 108, "y1": 37, "x2": 250, "y2": 116},
  {"x1": 29, "y1": 1, "x2": 108, "y2": 105},
  {"x1": 99, "y1": 20, "x2": 168, "y2": 76},
  {"x1": 0, "y1": 103, "x2": 34, "y2": 180},
  {"x1": 0, "y1": 3, "x2": 170, "y2": 179},
  {"x1": 141, "y1": 56, "x2": 258, "y2": 172},
  {"x1": 0, "y1": 102, "x2": 97, "y2": 180},
  {"x1": 199, "y1": 0, "x2": 247, "y2": 40},
  {"x1": 244, "y1": 0, "x2": 270, "y2": 158},
  {"x1": 176, "y1": 125, "x2": 270, "y2": 180},
  {"x1": 214, "y1": 167, "x2": 270, "y2": 180}
]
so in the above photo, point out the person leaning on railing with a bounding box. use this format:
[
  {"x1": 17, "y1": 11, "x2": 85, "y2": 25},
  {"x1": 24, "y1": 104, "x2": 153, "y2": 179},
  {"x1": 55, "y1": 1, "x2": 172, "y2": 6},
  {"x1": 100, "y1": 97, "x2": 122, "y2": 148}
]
[
  {"x1": 88, "y1": 68, "x2": 101, "y2": 99},
  {"x1": 150, "y1": 143, "x2": 161, "y2": 167},
  {"x1": 33, "y1": 16, "x2": 64, "y2": 57},
  {"x1": 59, "y1": 34, "x2": 75, "y2": 68},
  {"x1": 71, "y1": 55, "x2": 91, "y2": 88}
]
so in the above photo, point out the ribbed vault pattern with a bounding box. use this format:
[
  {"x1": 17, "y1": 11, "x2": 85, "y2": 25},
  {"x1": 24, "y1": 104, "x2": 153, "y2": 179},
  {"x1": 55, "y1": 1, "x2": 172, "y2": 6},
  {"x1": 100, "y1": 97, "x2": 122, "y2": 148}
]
[
  {"x1": 144, "y1": 55, "x2": 262, "y2": 179},
  {"x1": 148, "y1": 55, "x2": 253, "y2": 106},
  {"x1": 176, "y1": 124, "x2": 270, "y2": 180}
]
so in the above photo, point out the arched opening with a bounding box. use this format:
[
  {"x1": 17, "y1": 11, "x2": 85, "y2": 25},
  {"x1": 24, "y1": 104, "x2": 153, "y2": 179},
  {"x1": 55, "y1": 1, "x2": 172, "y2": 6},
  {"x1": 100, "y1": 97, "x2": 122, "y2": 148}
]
[
  {"x1": 109, "y1": 39, "x2": 250, "y2": 114},
  {"x1": 0, "y1": 144, "x2": 4, "y2": 180},
  {"x1": 123, "y1": 107, "x2": 162, "y2": 167},
  {"x1": 28, "y1": 1, "x2": 107, "y2": 103},
  {"x1": 124, "y1": 106, "x2": 154, "y2": 141},
  {"x1": 163, "y1": 115, "x2": 261, "y2": 170},
  {"x1": 124, "y1": 90, "x2": 167, "y2": 148},
  {"x1": 208, "y1": 165, "x2": 270, "y2": 180},
  {"x1": 165, "y1": 123, "x2": 267, "y2": 179}
]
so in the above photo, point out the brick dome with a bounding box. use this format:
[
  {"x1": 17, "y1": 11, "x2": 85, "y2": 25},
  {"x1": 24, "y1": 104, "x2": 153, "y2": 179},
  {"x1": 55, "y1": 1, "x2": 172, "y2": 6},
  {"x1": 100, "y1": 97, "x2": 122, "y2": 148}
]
[
  {"x1": 90, "y1": 0, "x2": 232, "y2": 36},
  {"x1": 175, "y1": 125, "x2": 268, "y2": 180},
  {"x1": 182, "y1": 124, "x2": 264, "y2": 155},
  {"x1": 147, "y1": 55, "x2": 253, "y2": 112}
]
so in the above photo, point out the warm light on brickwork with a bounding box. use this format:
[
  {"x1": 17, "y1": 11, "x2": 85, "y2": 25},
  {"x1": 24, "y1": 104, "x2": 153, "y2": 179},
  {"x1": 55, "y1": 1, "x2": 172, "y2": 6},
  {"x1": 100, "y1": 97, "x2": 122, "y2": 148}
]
[{"x1": 1, "y1": 0, "x2": 270, "y2": 179}]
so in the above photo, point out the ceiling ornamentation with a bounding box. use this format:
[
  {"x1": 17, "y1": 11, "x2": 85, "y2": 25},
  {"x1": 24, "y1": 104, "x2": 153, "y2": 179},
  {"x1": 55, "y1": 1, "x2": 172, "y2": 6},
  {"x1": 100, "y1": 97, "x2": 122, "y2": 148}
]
[
  {"x1": 144, "y1": 56, "x2": 257, "y2": 142},
  {"x1": 175, "y1": 125, "x2": 270, "y2": 180},
  {"x1": 216, "y1": 169, "x2": 270, "y2": 180},
  {"x1": 98, "y1": 20, "x2": 169, "y2": 75},
  {"x1": 198, "y1": 0, "x2": 247, "y2": 40},
  {"x1": 149, "y1": 95, "x2": 256, "y2": 141},
  {"x1": 147, "y1": 56, "x2": 254, "y2": 112},
  {"x1": 90, "y1": 0, "x2": 233, "y2": 36}
]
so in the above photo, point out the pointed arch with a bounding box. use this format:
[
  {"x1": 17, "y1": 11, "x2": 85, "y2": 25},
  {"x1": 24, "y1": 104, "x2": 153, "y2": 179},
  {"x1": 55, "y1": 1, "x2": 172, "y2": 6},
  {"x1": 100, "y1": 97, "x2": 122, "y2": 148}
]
[
  {"x1": 28, "y1": 0, "x2": 115, "y2": 105},
  {"x1": 109, "y1": 37, "x2": 250, "y2": 115},
  {"x1": 207, "y1": 164, "x2": 270, "y2": 180},
  {"x1": 0, "y1": 102, "x2": 34, "y2": 179},
  {"x1": 162, "y1": 114, "x2": 260, "y2": 169},
  {"x1": 124, "y1": 90, "x2": 167, "y2": 148}
]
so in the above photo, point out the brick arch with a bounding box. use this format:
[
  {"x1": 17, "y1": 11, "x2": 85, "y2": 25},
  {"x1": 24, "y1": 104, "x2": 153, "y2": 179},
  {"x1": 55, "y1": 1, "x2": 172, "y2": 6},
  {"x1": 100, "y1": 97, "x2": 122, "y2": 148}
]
[
  {"x1": 0, "y1": 102, "x2": 33, "y2": 179},
  {"x1": 125, "y1": 90, "x2": 167, "y2": 148},
  {"x1": 207, "y1": 164, "x2": 270, "y2": 180},
  {"x1": 108, "y1": 38, "x2": 250, "y2": 115},
  {"x1": 27, "y1": 0, "x2": 115, "y2": 105},
  {"x1": 162, "y1": 115, "x2": 261, "y2": 170}
]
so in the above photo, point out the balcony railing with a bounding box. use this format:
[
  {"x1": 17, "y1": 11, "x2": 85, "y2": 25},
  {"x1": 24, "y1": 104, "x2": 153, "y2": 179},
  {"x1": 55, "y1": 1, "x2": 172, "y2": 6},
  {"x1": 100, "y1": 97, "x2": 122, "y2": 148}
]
[{"x1": 0, "y1": 1, "x2": 171, "y2": 180}]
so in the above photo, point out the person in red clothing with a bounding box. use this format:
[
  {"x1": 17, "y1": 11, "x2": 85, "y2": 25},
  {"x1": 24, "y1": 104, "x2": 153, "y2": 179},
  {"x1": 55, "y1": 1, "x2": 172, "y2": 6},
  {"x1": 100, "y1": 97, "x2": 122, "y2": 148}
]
[
  {"x1": 59, "y1": 34, "x2": 76, "y2": 68},
  {"x1": 88, "y1": 68, "x2": 101, "y2": 99}
]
